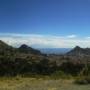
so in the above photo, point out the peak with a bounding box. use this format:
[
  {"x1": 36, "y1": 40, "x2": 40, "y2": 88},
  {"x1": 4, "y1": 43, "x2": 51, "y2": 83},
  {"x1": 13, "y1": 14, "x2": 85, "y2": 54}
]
[
  {"x1": 19, "y1": 44, "x2": 34, "y2": 52},
  {"x1": 18, "y1": 44, "x2": 41, "y2": 54},
  {"x1": 72, "y1": 46, "x2": 84, "y2": 52},
  {"x1": 66, "y1": 46, "x2": 88, "y2": 56},
  {"x1": 20, "y1": 44, "x2": 29, "y2": 48},
  {"x1": 19, "y1": 44, "x2": 33, "y2": 49},
  {"x1": 74, "y1": 46, "x2": 81, "y2": 49}
]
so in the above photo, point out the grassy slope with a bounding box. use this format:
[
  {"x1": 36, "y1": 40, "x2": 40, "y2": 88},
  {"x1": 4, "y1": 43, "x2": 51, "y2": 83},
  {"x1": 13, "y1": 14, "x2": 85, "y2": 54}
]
[{"x1": 0, "y1": 77, "x2": 90, "y2": 90}]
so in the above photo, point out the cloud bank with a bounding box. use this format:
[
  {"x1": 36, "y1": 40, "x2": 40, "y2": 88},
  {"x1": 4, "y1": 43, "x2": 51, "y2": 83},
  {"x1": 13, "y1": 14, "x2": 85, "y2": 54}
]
[{"x1": 0, "y1": 33, "x2": 90, "y2": 48}]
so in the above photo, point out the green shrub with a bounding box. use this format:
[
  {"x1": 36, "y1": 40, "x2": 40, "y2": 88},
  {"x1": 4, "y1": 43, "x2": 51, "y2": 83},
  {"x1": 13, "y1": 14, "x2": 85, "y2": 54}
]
[
  {"x1": 75, "y1": 79, "x2": 88, "y2": 85},
  {"x1": 75, "y1": 76, "x2": 90, "y2": 85},
  {"x1": 51, "y1": 71, "x2": 73, "y2": 79},
  {"x1": 85, "y1": 76, "x2": 90, "y2": 83}
]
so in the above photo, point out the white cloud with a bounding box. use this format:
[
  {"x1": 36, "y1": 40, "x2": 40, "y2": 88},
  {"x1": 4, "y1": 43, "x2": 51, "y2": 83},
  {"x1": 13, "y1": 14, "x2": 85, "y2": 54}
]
[
  {"x1": 67, "y1": 35, "x2": 77, "y2": 38},
  {"x1": 85, "y1": 37, "x2": 90, "y2": 39},
  {"x1": 0, "y1": 33, "x2": 90, "y2": 48}
]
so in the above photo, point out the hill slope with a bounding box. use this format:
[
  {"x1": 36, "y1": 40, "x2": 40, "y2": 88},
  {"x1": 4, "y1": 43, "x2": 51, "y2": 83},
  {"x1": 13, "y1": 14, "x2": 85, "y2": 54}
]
[
  {"x1": 67, "y1": 46, "x2": 90, "y2": 56},
  {"x1": 0, "y1": 40, "x2": 42, "y2": 55}
]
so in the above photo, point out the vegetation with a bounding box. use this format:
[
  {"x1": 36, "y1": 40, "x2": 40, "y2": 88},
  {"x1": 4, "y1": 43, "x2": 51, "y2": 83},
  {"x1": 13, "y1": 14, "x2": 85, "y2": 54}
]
[
  {"x1": 0, "y1": 40, "x2": 90, "y2": 87},
  {"x1": 0, "y1": 77, "x2": 89, "y2": 90}
]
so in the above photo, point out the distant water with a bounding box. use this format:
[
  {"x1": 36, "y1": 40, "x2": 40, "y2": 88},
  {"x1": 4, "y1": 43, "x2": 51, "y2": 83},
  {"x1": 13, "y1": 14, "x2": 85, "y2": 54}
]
[{"x1": 38, "y1": 48, "x2": 71, "y2": 54}]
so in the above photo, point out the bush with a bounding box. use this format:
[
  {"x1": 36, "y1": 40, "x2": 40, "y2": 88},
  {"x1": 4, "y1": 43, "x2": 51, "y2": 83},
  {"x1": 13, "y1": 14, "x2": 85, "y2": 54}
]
[
  {"x1": 85, "y1": 76, "x2": 90, "y2": 83},
  {"x1": 51, "y1": 71, "x2": 72, "y2": 79},
  {"x1": 75, "y1": 76, "x2": 90, "y2": 85},
  {"x1": 75, "y1": 79, "x2": 88, "y2": 85}
]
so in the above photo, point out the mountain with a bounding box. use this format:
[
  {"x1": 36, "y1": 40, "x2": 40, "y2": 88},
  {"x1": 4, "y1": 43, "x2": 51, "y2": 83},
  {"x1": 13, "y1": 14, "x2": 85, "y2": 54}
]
[
  {"x1": 0, "y1": 40, "x2": 42, "y2": 55},
  {"x1": 67, "y1": 46, "x2": 90, "y2": 56},
  {"x1": 0, "y1": 40, "x2": 12, "y2": 49},
  {"x1": 39, "y1": 48, "x2": 71, "y2": 54},
  {"x1": 18, "y1": 44, "x2": 41, "y2": 55},
  {"x1": 0, "y1": 40, "x2": 15, "y2": 55}
]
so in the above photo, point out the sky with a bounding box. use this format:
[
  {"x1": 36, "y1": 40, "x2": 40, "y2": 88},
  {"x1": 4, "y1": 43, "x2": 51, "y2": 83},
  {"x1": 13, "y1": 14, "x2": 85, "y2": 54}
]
[{"x1": 0, "y1": 0, "x2": 90, "y2": 48}]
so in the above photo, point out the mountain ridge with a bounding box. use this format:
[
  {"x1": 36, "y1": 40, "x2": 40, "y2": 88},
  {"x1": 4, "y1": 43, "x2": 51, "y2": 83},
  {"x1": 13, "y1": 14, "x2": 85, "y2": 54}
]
[
  {"x1": 0, "y1": 40, "x2": 42, "y2": 55},
  {"x1": 0, "y1": 40, "x2": 90, "y2": 56},
  {"x1": 67, "y1": 46, "x2": 90, "y2": 56}
]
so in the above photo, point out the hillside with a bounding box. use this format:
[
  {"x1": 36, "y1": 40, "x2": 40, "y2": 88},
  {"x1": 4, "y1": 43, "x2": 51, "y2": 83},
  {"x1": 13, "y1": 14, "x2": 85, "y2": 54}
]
[
  {"x1": 0, "y1": 40, "x2": 90, "y2": 77},
  {"x1": 0, "y1": 40, "x2": 42, "y2": 56},
  {"x1": 0, "y1": 40, "x2": 16, "y2": 55},
  {"x1": 67, "y1": 46, "x2": 90, "y2": 56},
  {"x1": 18, "y1": 44, "x2": 41, "y2": 55}
]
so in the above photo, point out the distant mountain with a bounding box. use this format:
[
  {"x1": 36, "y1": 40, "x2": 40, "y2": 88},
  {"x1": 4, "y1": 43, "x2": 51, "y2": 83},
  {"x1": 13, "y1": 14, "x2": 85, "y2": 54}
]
[
  {"x1": 67, "y1": 46, "x2": 90, "y2": 56},
  {"x1": 18, "y1": 44, "x2": 41, "y2": 55},
  {"x1": 38, "y1": 48, "x2": 71, "y2": 54},
  {"x1": 1, "y1": 40, "x2": 90, "y2": 56},
  {"x1": 0, "y1": 40, "x2": 42, "y2": 55}
]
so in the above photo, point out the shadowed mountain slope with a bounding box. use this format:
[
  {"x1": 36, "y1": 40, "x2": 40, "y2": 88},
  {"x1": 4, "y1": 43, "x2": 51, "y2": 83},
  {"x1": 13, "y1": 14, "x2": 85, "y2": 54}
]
[
  {"x1": 67, "y1": 46, "x2": 90, "y2": 56},
  {"x1": 18, "y1": 44, "x2": 41, "y2": 54},
  {"x1": 0, "y1": 40, "x2": 41, "y2": 55}
]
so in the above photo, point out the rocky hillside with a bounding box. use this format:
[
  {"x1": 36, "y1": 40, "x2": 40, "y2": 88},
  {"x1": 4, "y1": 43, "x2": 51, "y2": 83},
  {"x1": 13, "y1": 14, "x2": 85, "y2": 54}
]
[
  {"x1": 18, "y1": 44, "x2": 41, "y2": 55},
  {"x1": 0, "y1": 40, "x2": 42, "y2": 55},
  {"x1": 67, "y1": 46, "x2": 90, "y2": 56}
]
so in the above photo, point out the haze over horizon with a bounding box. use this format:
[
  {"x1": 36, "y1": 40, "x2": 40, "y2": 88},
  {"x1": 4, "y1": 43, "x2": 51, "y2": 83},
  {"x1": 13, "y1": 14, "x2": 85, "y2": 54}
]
[{"x1": 0, "y1": 0, "x2": 90, "y2": 48}]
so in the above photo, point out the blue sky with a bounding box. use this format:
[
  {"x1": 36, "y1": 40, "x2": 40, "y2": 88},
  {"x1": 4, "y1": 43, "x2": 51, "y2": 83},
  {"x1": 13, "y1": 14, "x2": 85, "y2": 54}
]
[{"x1": 0, "y1": 0, "x2": 90, "y2": 48}]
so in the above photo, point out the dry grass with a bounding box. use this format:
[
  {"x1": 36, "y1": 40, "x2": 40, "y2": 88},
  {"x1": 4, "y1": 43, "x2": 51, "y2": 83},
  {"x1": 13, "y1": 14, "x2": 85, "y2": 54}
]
[{"x1": 0, "y1": 76, "x2": 89, "y2": 90}]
